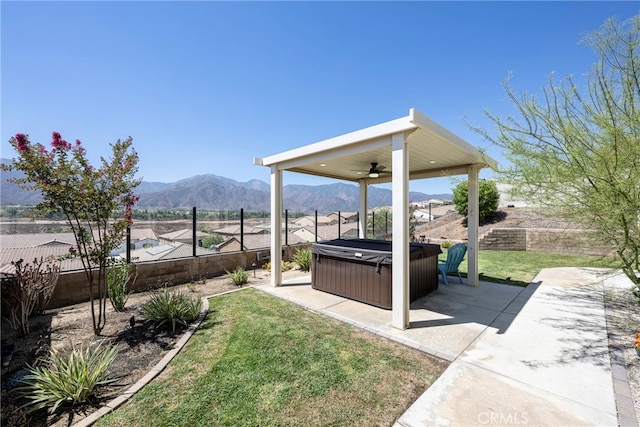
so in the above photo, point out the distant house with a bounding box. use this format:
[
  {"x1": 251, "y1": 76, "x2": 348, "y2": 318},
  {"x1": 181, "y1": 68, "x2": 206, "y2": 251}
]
[
  {"x1": 0, "y1": 233, "x2": 76, "y2": 249},
  {"x1": 0, "y1": 245, "x2": 84, "y2": 274},
  {"x1": 0, "y1": 230, "x2": 163, "y2": 273},
  {"x1": 412, "y1": 209, "x2": 434, "y2": 222},
  {"x1": 429, "y1": 205, "x2": 456, "y2": 218},
  {"x1": 214, "y1": 237, "x2": 242, "y2": 253},
  {"x1": 293, "y1": 215, "x2": 337, "y2": 228},
  {"x1": 209, "y1": 233, "x2": 306, "y2": 253},
  {"x1": 124, "y1": 242, "x2": 217, "y2": 262},
  {"x1": 212, "y1": 225, "x2": 269, "y2": 236},
  {"x1": 0, "y1": 233, "x2": 81, "y2": 274},
  {"x1": 293, "y1": 223, "x2": 359, "y2": 242},
  {"x1": 159, "y1": 229, "x2": 209, "y2": 247},
  {"x1": 110, "y1": 228, "x2": 159, "y2": 255},
  {"x1": 327, "y1": 211, "x2": 358, "y2": 223}
]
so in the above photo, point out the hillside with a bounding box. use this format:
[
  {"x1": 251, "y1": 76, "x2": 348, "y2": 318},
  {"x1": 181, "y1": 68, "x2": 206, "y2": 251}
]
[
  {"x1": 1, "y1": 159, "x2": 449, "y2": 213},
  {"x1": 415, "y1": 207, "x2": 575, "y2": 241}
]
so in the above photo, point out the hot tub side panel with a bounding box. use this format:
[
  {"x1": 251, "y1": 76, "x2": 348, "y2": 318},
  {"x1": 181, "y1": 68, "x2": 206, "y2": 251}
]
[
  {"x1": 409, "y1": 254, "x2": 439, "y2": 301},
  {"x1": 312, "y1": 256, "x2": 392, "y2": 309}
]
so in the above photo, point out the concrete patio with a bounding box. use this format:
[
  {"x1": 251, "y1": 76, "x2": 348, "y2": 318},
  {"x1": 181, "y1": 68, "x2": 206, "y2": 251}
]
[{"x1": 256, "y1": 267, "x2": 638, "y2": 427}]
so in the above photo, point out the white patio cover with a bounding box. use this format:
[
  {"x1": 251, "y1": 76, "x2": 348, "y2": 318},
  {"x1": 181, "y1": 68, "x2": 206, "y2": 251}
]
[{"x1": 254, "y1": 108, "x2": 497, "y2": 329}]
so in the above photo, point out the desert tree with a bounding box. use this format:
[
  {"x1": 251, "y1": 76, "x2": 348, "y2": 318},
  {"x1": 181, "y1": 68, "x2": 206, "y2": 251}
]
[
  {"x1": 467, "y1": 15, "x2": 640, "y2": 288},
  {"x1": 3, "y1": 132, "x2": 141, "y2": 334}
]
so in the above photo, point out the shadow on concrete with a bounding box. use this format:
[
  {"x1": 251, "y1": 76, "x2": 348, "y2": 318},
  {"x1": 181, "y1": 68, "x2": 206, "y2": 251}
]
[{"x1": 407, "y1": 279, "x2": 537, "y2": 335}]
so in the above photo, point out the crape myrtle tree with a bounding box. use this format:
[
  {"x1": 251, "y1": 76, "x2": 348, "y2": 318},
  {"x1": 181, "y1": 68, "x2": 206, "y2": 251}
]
[
  {"x1": 3, "y1": 132, "x2": 141, "y2": 335},
  {"x1": 467, "y1": 15, "x2": 640, "y2": 289},
  {"x1": 452, "y1": 179, "x2": 500, "y2": 224}
]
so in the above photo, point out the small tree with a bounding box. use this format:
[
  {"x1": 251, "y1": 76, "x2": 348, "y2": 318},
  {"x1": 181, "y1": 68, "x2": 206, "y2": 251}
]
[
  {"x1": 3, "y1": 132, "x2": 141, "y2": 335},
  {"x1": 202, "y1": 233, "x2": 225, "y2": 249},
  {"x1": 467, "y1": 15, "x2": 640, "y2": 288},
  {"x1": 452, "y1": 179, "x2": 500, "y2": 224}
]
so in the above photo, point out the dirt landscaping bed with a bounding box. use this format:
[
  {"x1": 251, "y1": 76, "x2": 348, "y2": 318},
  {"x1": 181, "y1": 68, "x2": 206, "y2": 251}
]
[{"x1": 0, "y1": 268, "x2": 286, "y2": 427}]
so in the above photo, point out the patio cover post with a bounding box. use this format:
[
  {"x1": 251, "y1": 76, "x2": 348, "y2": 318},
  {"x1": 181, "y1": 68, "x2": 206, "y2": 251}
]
[
  {"x1": 270, "y1": 166, "x2": 283, "y2": 287},
  {"x1": 358, "y1": 180, "x2": 368, "y2": 239},
  {"x1": 467, "y1": 164, "x2": 480, "y2": 287},
  {"x1": 391, "y1": 132, "x2": 410, "y2": 330}
]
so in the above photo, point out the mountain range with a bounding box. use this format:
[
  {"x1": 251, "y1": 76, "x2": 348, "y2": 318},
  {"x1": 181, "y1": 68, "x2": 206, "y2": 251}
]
[{"x1": 1, "y1": 159, "x2": 451, "y2": 213}]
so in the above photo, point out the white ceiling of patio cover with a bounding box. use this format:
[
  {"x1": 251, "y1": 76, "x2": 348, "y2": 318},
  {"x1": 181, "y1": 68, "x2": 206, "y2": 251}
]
[{"x1": 254, "y1": 108, "x2": 497, "y2": 183}]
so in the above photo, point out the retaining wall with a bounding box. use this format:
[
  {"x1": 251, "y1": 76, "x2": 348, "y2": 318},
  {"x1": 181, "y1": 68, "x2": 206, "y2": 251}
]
[
  {"x1": 479, "y1": 228, "x2": 612, "y2": 256},
  {"x1": 47, "y1": 243, "x2": 309, "y2": 309}
]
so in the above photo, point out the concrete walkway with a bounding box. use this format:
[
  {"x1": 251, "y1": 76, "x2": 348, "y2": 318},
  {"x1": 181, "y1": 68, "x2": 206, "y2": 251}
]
[{"x1": 257, "y1": 267, "x2": 638, "y2": 427}]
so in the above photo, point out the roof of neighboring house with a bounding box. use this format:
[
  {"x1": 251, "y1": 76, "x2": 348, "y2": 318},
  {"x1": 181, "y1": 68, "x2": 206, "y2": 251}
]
[
  {"x1": 213, "y1": 225, "x2": 268, "y2": 235},
  {"x1": 0, "y1": 233, "x2": 77, "y2": 249},
  {"x1": 0, "y1": 245, "x2": 84, "y2": 274},
  {"x1": 158, "y1": 229, "x2": 208, "y2": 241},
  {"x1": 0, "y1": 230, "x2": 160, "y2": 274},
  {"x1": 124, "y1": 242, "x2": 217, "y2": 262},
  {"x1": 1, "y1": 229, "x2": 158, "y2": 249},
  {"x1": 429, "y1": 205, "x2": 456, "y2": 217},
  {"x1": 328, "y1": 211, "x2": 358, "y2": 219},
  {"x1": 239, "y1": 233, "x2": 306, "y2": 250},
  {"x1": 215, "y1": 237, "x2": 239, "y2": 251},
  {"x1": 297, "y1": 223, "x2": 359, "y2": 240},
  {"x1": 294, "y1": 215, "x2": 335, "y2": 225},
  {"x1": 129, "y1": 228, "x2": 158, "y2": 241}
]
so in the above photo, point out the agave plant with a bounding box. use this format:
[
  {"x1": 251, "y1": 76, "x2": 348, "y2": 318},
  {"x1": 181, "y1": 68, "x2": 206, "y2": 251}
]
[
  {"x1": 19, "y1": 342, "x2": 118, "y2": 413},
  {"x1": 292, "y1": 248, "x2": 312, "y2": 272},
  {"x1": 226, "y1": 266, "x2": 250, "y2": 287},
  {"x1": 140, "y1": 286, "x2": 202, "y2": 333}
]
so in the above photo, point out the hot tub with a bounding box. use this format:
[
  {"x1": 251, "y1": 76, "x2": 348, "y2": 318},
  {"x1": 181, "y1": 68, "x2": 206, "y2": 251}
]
[{"x1": 311, "y1": 239, "x2": 442, "y2": 309}]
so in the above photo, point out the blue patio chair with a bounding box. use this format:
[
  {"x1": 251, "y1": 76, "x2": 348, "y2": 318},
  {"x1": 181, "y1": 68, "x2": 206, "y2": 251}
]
[{"x1": 438, "y1": 243, "x2": 467, "y2": 285}]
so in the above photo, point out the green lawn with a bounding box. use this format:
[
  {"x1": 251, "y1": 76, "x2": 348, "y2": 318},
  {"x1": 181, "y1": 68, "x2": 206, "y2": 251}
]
[
  {"x1": 443, "y1": 249, "x2": 618, "y2": 287},
  {"x1": 97, "y1": 289, "x2": 448, "y2": 427}
]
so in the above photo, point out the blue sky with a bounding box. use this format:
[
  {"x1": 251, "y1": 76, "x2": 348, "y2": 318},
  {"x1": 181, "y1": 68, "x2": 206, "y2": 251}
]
[{"x1": 2, "y1": 1, "x2": 638, "y2": 196}]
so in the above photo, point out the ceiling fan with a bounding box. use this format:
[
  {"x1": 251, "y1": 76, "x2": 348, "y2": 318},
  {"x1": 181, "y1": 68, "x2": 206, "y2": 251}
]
[{"x1": 352, "y1": 162, "x2": 391, "y2": 178}]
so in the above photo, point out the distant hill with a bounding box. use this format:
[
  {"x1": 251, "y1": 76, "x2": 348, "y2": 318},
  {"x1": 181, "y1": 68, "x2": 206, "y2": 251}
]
[
  {"x1": 0, "y1": 158, "x2": 43, "y2": 205},
  {"x1": 1, "y1": 159, "x2": 451, "y2": 213}
]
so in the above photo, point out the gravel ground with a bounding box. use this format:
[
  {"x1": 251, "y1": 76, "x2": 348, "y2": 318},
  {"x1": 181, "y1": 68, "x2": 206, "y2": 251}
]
[{"x1": 605, "y1": 284, "x2": 640, "y2": 421}]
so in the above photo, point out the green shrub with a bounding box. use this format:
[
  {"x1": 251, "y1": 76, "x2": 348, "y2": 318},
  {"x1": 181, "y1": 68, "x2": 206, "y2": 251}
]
[
  {"x1": 441, "y1": 240, "x2": 453, "y2": 249},
  {"x1": 202, "y1": 233, "x2": 225, "y2": 249},
  {"x1": 3, "y1": 257, "x2": 60, "y2": 335},
  {"x1": 292, "y1": 248, "x2": 312, "y2": 272},
  {"x1": 107, "y1": 259, "x2": 137, "y2": 312},
  {"x1": 140, "y1": 287, "x2": 203, "y2": 333},
  {"x1": 19, "y1": 343, "x2": 118, "y2": 413},
  {"x1": 452, "y1": 179, "x2": 500, "y2": 224},
  {"x1": 227, "y1": 267, "x2": 249, "y2": 287},
  {"x1": 262, "y1": 261, "x2": 294, "y2": 272}
]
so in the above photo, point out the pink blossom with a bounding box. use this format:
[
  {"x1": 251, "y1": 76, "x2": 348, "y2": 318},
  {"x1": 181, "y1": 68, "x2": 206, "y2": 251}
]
[
  {"x1": 51, "y1": 131, "x2": 71, "y2": 151},
  {"x1": 14, "y1": 133, "x2": 30, "y2": 152}
]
